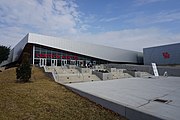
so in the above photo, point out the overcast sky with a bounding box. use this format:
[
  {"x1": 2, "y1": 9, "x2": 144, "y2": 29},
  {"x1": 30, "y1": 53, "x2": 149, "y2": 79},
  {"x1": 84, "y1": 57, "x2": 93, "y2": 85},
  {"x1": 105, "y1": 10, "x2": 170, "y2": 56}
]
[{"x1": 0, "y1": 0, "x2": 180, "y2": 51}]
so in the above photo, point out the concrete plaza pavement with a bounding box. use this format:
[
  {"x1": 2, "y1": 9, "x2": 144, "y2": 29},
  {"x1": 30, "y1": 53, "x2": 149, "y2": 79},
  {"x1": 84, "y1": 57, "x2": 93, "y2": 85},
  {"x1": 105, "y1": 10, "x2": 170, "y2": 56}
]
[{"x1": 66, "y1": 77, "x2": 180, "y2": 120}]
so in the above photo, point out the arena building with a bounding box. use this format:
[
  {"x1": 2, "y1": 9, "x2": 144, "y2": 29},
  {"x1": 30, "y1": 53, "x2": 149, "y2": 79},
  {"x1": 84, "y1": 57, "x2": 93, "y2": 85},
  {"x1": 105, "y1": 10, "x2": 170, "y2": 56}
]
[{"x1": 1, "y1": 33, "x2": 143, "y2": 67}]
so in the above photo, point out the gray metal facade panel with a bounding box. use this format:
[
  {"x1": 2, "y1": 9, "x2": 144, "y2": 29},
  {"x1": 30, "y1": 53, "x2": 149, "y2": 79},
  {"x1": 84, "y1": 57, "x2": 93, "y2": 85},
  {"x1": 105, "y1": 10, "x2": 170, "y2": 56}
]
[
  {"x1": 12, "y1": 34, "x2": 29, "y2": 62},
  {"x1": 28, "y1": 33, "x2": 141, "y2": 63},
  {"x1": 143, "y1": 43, "x2": 180, "y2": 65}
]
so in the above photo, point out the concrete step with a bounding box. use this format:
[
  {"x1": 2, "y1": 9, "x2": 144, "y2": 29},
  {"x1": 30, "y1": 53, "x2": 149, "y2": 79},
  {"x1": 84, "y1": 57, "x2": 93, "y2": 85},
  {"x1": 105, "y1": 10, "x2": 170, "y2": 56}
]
[{"x1": 112, "y1": 72, "x2": 133, "y2": 79}]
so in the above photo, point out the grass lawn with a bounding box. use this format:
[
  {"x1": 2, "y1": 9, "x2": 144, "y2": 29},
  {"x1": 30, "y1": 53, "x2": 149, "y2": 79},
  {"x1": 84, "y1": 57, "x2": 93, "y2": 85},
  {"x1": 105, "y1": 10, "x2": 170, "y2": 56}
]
[{"x1": 0, "y1": 67, "x2": 127, "y2": 120}]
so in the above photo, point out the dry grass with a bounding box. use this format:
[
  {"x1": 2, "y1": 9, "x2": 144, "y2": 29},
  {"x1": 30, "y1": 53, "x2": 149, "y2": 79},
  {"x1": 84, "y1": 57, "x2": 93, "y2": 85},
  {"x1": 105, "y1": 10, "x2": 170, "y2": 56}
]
[{"x1": 0, "y1": 67, "x2": 127, "y2": 120}]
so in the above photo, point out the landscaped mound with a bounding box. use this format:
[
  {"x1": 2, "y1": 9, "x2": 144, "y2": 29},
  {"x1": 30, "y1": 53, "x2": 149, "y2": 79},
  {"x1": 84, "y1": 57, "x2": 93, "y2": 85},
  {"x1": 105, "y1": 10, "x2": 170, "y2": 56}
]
[{"x1": 0, "y1": 67, "x2": 126, "y2": 120}]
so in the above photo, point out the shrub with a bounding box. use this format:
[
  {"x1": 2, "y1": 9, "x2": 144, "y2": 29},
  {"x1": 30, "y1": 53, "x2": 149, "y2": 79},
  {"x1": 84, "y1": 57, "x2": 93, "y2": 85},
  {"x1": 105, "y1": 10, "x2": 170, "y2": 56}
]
[
  {"x1": 16, "y1": 63, "x2": 31, "y2": 82},
  {"x1": 0, "y1": 45, "x2": 10, "y2": 64},
  {"x1": 16, "y1": 52, "x2": 32, "y2": 82}
]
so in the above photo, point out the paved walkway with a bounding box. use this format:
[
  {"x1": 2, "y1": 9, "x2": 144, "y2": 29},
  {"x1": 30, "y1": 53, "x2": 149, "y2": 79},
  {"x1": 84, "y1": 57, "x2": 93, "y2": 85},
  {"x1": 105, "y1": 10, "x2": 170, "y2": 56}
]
[{"x1": 66, "y1": 77, "x2": 180, "y2": 120}]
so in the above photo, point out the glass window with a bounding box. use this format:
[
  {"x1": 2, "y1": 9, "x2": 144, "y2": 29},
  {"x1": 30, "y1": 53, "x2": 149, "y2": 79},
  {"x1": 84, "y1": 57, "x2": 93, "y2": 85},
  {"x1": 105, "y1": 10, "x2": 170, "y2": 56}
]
[
  {"x1": 35, "y1": 47, "x2": 41, "y2": 51},
  {"x1": 34, "y1": 59, "x2": 40, "y2": 65},
  {"x1": 33, "y1": 45, "x2": 102, "y2": 66},
  {"x1": 35, "y1": 51, "x2": 40, "y2": 58},
  {"x1": 41, "y1": 48, "x2": 46, "y2": 51},
  {"x1": 47, "y1": 50, "x2": 51, "y2": 54},
  {"x1": 57, "y1": 60, "x2": 61, "y2": 66},
  {"x1": 47, "y1": 59, "x2": 51, "y2": 66}
]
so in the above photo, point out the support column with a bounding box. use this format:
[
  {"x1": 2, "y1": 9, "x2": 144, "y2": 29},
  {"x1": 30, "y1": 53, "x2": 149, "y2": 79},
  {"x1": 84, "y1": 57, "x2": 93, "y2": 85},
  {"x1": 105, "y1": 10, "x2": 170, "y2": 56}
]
[{"x1": 32, "y1": 45, "x2": 35, "y2": 65}]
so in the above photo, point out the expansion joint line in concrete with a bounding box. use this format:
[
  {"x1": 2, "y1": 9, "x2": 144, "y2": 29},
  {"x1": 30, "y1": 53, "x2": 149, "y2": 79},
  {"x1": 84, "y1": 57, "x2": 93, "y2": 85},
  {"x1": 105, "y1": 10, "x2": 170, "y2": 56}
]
[
  {"x1": 137, "y1": 100, "x2": 151, "y2": 108},
  {"x1": 137, "y1": 93, "x2": 172, "y2": 108}
]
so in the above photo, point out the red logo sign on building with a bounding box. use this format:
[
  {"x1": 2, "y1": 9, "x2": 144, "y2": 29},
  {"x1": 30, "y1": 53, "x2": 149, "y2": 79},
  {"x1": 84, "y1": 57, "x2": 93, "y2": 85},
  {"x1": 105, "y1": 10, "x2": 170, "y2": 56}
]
[{"x1": 162, "y1": 52, "x2": 170, "y2": 59}]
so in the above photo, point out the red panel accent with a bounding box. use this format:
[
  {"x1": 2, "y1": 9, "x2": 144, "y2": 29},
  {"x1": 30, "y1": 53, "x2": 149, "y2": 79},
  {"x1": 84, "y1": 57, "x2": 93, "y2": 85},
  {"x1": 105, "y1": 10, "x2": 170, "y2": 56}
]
[
  {"x1": 36, "y1": 53, "x2": 79, "y2": 59},
  {"x1": 56, "y1": 55, "x2": 60, "y2": 59},
  {"x1": 62, "y1": 56, "x2": 65, "y2": 59}
]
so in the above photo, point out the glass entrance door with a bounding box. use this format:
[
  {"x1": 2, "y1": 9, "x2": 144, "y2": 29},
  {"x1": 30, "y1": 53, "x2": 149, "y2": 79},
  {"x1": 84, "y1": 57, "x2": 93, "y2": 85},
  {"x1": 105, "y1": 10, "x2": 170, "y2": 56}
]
[
  {"x1": 70, "y1": 60, "x2": 76, "y2": 65},
  {"x1": 86, "y1": 60, "x2": 91, "y2": 67},
  {"x1": 77, "y1": 60, "x2": 84, "y2": 66},
  {"x1": 61, "y1": 59, "x2": 67, "y2": 66},
  {"x1": 40, "y1": 58, "x2": 46, "y2": 67},
  {"x1": 51, "y1": 59, "x2": 57, "y2": 66}
]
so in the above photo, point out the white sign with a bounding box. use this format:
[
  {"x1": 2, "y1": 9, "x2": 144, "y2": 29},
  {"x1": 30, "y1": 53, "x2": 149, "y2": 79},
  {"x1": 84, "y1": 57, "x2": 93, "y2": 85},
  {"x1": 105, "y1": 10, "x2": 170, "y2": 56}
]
[{"x1": 152, "y1": 63, "x2": 159, "y2": 77}]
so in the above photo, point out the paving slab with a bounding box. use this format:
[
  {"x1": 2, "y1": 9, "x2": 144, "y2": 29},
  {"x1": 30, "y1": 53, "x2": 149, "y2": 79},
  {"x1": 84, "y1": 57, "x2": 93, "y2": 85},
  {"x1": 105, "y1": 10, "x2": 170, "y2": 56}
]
[{"x1": 66, "y1": 77, "x2": 180, "y2": 120}]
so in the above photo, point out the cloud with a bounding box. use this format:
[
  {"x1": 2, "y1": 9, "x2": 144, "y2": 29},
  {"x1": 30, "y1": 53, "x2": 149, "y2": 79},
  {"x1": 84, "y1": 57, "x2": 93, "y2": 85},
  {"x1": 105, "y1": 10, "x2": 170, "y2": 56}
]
[
  {"x1": 0, "y1": 27, "x2": 28, "y2": 47},
  {"x1": 67, "y1": 28, "x2": 180, "y2": 52},
  {"x1": 99, "y1": 17, "x2": 120, "y2": 22},
  {"x1": 127, "y1": 10, "x2": 180, "y2": 25},
  {"x1": 0, "y1": 0, "x2": 179, "y2": 53},
  {"x1": 90, "y1": 9, "x2": 180, "y2": 29},
  {"x1": 0, "y1": 0, "x2": 83, "y2": 47},
  {"x1": 134, "y1": 0, "x2": 166, "y2": 5}
]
